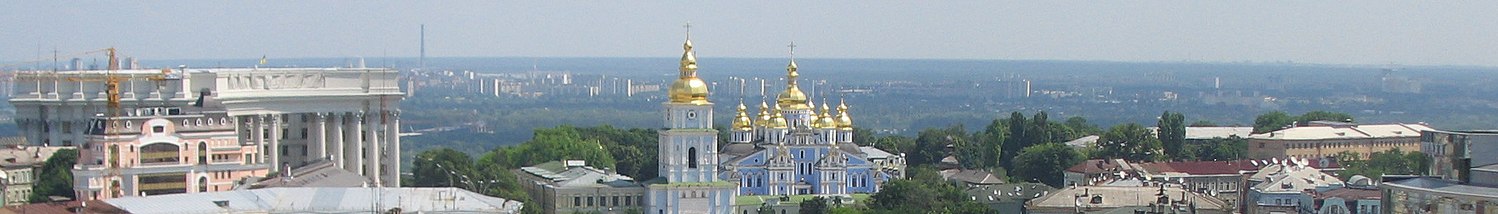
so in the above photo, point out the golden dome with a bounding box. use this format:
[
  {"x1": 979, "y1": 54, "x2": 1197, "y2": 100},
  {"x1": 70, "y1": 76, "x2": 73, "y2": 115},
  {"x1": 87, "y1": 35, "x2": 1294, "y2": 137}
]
[
  {"x1": 775, "y1": 45, "x2": 809, "y2": 110},
  {"x1": 769, "y1": 105, "x2": 788, "y2": 128},
  {"x1": 755, "y1": 101, "x2": 771, "y2": 126},
  {"x1": 816, "y1": 103, "x2": 837, "y2": 129},
  {"x1": 836, "y1": 99, "x2": 853, "y2": 129},
  {"x1": 732, "y1": 101, "x2": 753, "y2": 131},
  {"x1": 668, "y1": 33, "x2": 710, "y2": 104}
]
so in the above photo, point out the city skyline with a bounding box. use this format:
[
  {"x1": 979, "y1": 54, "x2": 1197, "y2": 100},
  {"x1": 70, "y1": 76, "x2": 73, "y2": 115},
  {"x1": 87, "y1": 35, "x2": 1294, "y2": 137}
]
[{"x1": 3, "y1": 1, "x2": 1497, "y2": 67}]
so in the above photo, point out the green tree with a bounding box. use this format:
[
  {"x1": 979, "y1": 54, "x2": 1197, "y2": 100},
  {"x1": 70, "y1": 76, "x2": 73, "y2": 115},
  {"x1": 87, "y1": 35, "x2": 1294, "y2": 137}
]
[
  {"x1": 412, "y1": 148, "x2": 475, "y2": 187},
  {"x1": 1253, "y1": 111, "x2": 1295, "y2": 134},
  {"x1": 801, "y1": 196, "x2": 829, "y2": 214},
  {"x1": 1157, "y1": 111, "x2": 1186, "y2": 159},
  {"x1": 1000, "y1": 112, "x2": 1028, "y2": 170},
  {"x1": 30, "y1": 149, "x2": 77, "y2": 202},
  {"x1": 975, "y1": 119, "x2": 1008, "y2": 170},
  {"x1": 757, "y1": 203, "x2": 777, "y2": 214},
  {"x1": 1064, "y1": 116, "x2": 1102, "y2": 136},
  {"x1": 1189, "y1": 120, "x2": 1219, "y2": 127},
  {"x1": 912, "y1": 125, "x2": 966, "y2": 166},
  {"x1": 1335, "y1": 148, "x2": 1430, "y2": 180},
  {"x1": 1012, "y1": 143, "x2": 1083, "y2": 187},
  {"x1": 1180, "y1": 136, "x2": 1248, "y2": 161},
  {"x1": 1095, "y1": 123, "x2": 1163, "y2": 161},
  {"x1": 868, "y1": 166, "x2": 993, "y2": 213},
  {"x1": 1297, "y1": 110, "x2": 1354, "y2": 123}
]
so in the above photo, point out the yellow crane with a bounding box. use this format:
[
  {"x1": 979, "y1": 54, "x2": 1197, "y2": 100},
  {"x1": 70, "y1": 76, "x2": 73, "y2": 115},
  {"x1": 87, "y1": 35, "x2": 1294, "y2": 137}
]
[{"x1": 54, "y1": 48, "x2": 181, "y2": 199}]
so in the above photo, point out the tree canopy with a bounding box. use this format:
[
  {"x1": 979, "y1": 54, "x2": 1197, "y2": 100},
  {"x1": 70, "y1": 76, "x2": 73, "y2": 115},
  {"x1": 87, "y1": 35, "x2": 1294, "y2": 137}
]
[
  {"x1": 1012, "y1": 143, "x2": 1083, "y2": 187},
  {"x1": 30, "y1": 148, "x2": 77, "y2": 203}
]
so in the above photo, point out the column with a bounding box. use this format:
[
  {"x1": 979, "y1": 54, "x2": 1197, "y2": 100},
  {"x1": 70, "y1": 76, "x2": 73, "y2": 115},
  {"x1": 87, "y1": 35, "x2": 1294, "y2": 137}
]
[
  {"x1": 253, "y1": 115, "x2": 266, "y2": 164},
  {"x1": 365, "y1": 111, "x2": 382, "y2": 186},
  {"x1": 348, "y1": 112, "x2": 364, "y2": 175},
  {"x1": 385, "y1": 110, "x2": 401, "y2": 187},
  {"x1": 312, "y1": 113, "x2": 327, "y2": 162},
  {"x1": 269, "y1": 114, "x2": 282, "y2": 173},
  {"x1": 330, "y1": 113, "x2": 346, "y2": 168}
]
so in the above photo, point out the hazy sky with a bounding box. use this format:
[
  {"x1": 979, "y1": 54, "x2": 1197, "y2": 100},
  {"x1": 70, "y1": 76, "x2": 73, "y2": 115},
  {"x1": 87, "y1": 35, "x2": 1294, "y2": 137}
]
[{"x1": 3, "y1": 1, "x2": 1497, "y2": 66}]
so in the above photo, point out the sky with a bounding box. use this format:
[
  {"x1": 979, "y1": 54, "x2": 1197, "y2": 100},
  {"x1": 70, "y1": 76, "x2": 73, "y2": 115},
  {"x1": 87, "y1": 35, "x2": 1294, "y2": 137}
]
[{"x1": 3, "y1": 1, "x2": 1497, "y2": 67}]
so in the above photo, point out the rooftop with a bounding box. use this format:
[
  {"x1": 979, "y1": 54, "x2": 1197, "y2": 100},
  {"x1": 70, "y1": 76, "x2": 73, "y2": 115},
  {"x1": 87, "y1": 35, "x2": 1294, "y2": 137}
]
[
  {"x1": 1248, "y1": 123, "x2": 1432, "y2": 141},
  {"x1": 518, "y1": 160, "x2": 639, "y2": 188},
  {"x1": 1031, "y1": 186, "x2": 1229, "y2": 211},
  {"x1": 1313, "y1": 187, "x2": 1381, "y2": 200},
  {"x1": 0, "y1": 146, "x2": 69, "y2": 168},
  {"x1": 103, "y1": 187, "x2": 522, "y2": 214},
  {"x1": 251, "y1": 160, "x2": 370, "y2": 188},
  {"x1": 1251, "y1": 166, "x2": 1343, "y2": 193},
  {"x1": 1137, "y1": 160, "x2": 1259, "y2": 176},
  {"x1": 1384, "y1": 178, "x2": 1498, "y2": 199},
  {"x1": 941, "y1": 169, "x2": 1005, "y2": 185}
]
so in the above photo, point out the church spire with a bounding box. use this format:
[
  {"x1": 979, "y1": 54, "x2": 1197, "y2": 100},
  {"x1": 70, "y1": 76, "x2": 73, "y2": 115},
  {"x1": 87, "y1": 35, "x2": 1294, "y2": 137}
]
[
  {"x1": 775, "y1": 42, "x2": 809, "y2": 109},
  {"x1": 668, "y1": 22, "x2": 710, "y2": 104}
]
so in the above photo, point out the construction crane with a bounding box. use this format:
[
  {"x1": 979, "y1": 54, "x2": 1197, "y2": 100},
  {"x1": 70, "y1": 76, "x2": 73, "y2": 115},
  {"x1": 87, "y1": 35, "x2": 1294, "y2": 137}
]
[
  {"x1": 0, "y1": 47, "x2": 122, "y2": 70},
  {"x1": 56, "y1": 48, "x2": 181, "y2": 199}
]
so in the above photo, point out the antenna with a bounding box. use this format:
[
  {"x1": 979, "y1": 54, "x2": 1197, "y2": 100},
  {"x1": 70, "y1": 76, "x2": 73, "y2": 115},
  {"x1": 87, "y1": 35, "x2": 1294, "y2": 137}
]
[{"x1": 420, "y1": 24, "x2": 426, "y2": 70}]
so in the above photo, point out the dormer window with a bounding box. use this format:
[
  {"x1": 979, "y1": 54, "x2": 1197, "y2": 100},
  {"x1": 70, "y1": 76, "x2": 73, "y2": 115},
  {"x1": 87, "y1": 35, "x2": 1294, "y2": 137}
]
[{"x1": 153, "y1": 126, "x2": 165, "y2": 133}]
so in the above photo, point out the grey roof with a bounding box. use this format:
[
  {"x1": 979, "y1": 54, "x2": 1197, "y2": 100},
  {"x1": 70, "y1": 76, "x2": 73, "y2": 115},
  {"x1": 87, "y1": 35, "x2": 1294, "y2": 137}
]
[
  {"x1": 1065, "y1": 135, "x2": 1100, "y2": 148},
  {"x1": 721, "y1": 143, "x2": 761, "y2": 161},
  {"x1": 519, "y1": 161, "x2": 639, "y2": 188},
  {"x1": 0, "y1": 146, "x2": 68, "y2": 168},
  {"x1": 253, "y1": 160, "x2": 370, "y2": 188},
  {"x1": 0, "y1": 137, "x2": 30, "y2": 146},
  {"x1": 1385, "y1": 177, "x2": 1498, "y2": 199},
  {"x1": 858, "y1": 146, "x2": 894, "y2": 159},
  {"x1": 104, "y1": 187, "x2": 523, "y2": 214},
  {"x1": 942, "y1": 169, "x2": 1005, "y2": 185},
  {"x1": 1252, "y1": 166, "x2": 1343, "y2": 193}
]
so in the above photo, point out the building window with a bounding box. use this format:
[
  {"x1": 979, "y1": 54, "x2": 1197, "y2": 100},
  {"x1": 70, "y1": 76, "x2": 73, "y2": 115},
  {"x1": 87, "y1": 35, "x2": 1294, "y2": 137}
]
[
  {"x1": 587, "y1": 196, "x2": 594, "y2": 206},
  {"x1": 688, "y1": 147, "x2": 698, "y2": 168},
  {"x1": 613, "y1": 196, "x2": 620, "y2": 207},
  {"x1": 574, "y1": 197, "x2": 581, "y2": 207},
  {"x1": 152, "y1": 126, "x2": 165, "y2": 133}
]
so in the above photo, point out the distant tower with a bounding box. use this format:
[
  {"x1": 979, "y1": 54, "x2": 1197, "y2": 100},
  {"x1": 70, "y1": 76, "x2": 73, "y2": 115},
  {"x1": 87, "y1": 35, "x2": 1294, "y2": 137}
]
[
  {"x1": 1215, "y1": 77, "x2": 1221, "y2": 89},
  {"x1": 420, "y1": 24, "x2": 426, "y2": 70},
  {"x1": 1024, "y1": 79, "x2": 1032, "y2": 98}
]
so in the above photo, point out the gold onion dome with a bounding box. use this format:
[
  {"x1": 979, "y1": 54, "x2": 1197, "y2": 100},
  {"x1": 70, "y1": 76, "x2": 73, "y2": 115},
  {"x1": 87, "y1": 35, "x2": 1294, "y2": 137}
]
[
  {"x1": 836, "y1": 100, "x2": 853, "y2": 129},
  {"x1": 775, "y1": 45, "x2": 810, "y2": 110},
  {"x1": 816, "y1": 103, "x2": 837, "y2": 129},
  {"x1": 769, "y1": 105, "x2": 788, "y2": 128},
  {"x1": 756, "y1": 101, "x2": 772, "y2": 126},
  {"x1": 732, "y1": 101, "x2": 753, "y2": 131},
  {"x1": 668, "y1": 34, "x2": 710, "y2": 104}
]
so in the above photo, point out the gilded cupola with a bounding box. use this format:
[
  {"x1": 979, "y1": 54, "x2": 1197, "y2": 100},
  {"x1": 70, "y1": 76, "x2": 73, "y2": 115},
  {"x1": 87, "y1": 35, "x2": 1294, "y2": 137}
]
[
  {"x1": 732, "y1": 101, "x2": 753, "y2": 131},
  {"x1": 816, "y1": 102, "x2": 837, "y2": 129},
  {"x1": 836, "y1": 99, "x2": 853, "y2": 129},
  {"x1": 775, "y1": 43, "x2": 810, "y2": 110},
  {"x1": 668, "y1": 29, "x2": 710, "y2": 104},
  {"x1": 756, "y1": 101, "x2": 772, "y2": 126},
  {"x1": 769, "y1": 105, "x2": 788, "y2": 129}
]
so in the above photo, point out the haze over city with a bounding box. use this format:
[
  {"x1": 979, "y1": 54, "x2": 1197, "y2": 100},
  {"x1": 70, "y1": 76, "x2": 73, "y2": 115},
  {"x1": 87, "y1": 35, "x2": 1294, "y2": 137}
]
[{"x1": 4, "y1": 1, "x2": 1498, "y2": 66}]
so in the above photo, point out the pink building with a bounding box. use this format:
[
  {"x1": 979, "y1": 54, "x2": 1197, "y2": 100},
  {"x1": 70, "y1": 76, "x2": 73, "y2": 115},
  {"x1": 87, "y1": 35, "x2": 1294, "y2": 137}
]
[{"x1": 73, "y1": 103, "x2": 268, "y2": 200}]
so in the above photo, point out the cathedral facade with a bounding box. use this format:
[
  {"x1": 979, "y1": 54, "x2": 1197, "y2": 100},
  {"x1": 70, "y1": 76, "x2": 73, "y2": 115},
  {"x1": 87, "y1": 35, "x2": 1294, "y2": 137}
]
[
  {"x1": 717, "y1": 47, "x2": 903, "y2": 196},
  {"x1": 644, "y1": 27, "x2": 904, "y2": 214}
]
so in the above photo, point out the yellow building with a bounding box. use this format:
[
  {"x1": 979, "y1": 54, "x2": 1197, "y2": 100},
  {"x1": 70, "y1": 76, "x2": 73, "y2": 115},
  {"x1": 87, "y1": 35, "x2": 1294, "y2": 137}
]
[{"x1": 1247, "y1": 122, "x2": 1432, "y2": 159}]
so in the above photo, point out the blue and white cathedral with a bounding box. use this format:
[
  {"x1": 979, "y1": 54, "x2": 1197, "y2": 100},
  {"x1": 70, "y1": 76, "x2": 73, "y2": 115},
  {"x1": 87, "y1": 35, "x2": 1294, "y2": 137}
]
[
  {"x1": 647, "y1": 26, "x2": 903, "y2": 214},
  {"x1": 717, "y1": 47, "x2": 901, "y2": 196}
]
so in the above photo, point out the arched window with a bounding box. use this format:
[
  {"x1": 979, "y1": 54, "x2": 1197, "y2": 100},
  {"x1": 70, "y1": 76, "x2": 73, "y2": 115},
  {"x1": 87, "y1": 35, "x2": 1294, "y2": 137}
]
[
  {"x1": 198, "y1": 141, "x2": 209, "y2": 165},
  {"x1": 198, "y1": 177, "x2": 208, "y2": 192},
  {"x1": 688, "y1": 147, "x2": 698, "y2": 168}
]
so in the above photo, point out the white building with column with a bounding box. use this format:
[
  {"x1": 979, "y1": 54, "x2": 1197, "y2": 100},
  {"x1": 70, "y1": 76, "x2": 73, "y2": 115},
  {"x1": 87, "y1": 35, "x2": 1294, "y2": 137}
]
[{"x1": 9, "y1": 67, "x2": 404, "y2": 187}]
